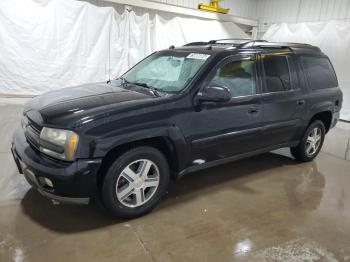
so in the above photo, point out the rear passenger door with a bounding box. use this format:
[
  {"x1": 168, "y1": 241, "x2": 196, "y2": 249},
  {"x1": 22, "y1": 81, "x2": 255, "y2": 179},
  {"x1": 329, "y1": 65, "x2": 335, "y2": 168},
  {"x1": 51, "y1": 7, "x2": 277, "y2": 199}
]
[{"x1": 259, "y1": 51, "x2": 306, "y2": 147}]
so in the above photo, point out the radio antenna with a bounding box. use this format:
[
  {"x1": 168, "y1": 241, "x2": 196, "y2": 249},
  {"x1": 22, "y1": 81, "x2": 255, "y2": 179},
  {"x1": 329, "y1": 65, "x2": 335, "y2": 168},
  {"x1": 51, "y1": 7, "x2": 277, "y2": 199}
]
[{"x1": 107, "y1": 12, "x2": 112, "y2": 83}]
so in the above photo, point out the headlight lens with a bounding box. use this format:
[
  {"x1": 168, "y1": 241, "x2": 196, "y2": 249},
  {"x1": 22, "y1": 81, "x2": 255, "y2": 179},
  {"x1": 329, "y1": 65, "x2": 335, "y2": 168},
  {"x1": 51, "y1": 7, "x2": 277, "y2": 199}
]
[{"x1": 39, "y1": 127, "x2": 79, "y2": 161}]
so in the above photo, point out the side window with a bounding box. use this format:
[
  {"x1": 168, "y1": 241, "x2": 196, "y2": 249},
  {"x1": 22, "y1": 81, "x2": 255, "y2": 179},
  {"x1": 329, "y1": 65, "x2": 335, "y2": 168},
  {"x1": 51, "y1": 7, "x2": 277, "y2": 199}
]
[
  {"x1": 263, "y1": 55, "x2": 291, "y2": 93},
  {"x1": 209, "y1": 60, "x2": 256, "y2": 97},
  {"x1": 301, "y1": 56, "x2": 338, "y2": 89}
]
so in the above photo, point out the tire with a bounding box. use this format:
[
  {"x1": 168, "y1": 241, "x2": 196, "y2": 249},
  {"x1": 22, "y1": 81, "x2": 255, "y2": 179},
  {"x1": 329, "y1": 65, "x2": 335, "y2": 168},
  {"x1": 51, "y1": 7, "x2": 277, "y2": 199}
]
[
  {"x1": 290, "y1": 120, "x2": 326, "y2": 162},
  {"x1": 101, "y1": 146, "x2": 170, "y2": 218}
]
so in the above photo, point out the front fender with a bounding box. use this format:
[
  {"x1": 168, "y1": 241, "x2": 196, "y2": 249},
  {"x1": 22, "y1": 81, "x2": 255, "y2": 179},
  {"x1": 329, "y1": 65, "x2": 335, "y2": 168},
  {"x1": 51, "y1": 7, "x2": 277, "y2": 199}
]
[{"x1": 91, "y1": 125, "x2": 190, "y2": 172}]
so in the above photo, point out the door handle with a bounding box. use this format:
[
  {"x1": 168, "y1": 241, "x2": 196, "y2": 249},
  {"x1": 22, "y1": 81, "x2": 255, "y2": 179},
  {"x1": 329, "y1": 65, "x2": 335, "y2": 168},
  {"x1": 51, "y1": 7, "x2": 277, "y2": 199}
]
[
  {"x1": 248, "y1": 107, "x2": 259, "y2": 114},
  {"x1": 296, "y1": 100, "x2": 305, "y2": 106}
]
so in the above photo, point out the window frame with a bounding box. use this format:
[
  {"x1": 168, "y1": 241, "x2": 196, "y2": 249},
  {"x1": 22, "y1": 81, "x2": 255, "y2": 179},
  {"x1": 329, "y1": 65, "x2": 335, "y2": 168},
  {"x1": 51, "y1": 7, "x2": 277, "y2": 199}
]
[
  {"x1": 200, "y1": 54, "x2": 259, "y2": 100},
  {"x1": 260, "y1": 53, "x2": 295, "y2": 94}
]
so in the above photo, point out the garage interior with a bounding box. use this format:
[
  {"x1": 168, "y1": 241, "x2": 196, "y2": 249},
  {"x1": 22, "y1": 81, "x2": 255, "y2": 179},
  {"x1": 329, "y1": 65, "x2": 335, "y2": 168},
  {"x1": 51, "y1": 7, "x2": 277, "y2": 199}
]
[{"x1": 1, "y1": 0, "x2": 350, "y2": 261}]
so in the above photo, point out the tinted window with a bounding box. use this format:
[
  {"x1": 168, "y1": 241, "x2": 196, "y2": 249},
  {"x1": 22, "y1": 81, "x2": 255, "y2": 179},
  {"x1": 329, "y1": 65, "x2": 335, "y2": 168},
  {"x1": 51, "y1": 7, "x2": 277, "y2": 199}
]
[
  {"x1": 210, "y1": 60, "x2": 256, "y2": 97},
  {"x1": 263, "y1": 55, "x2": 291, "y2": 92},
  {"x1": 302, "y1": 56, "x2": 338, "y2": 89}
]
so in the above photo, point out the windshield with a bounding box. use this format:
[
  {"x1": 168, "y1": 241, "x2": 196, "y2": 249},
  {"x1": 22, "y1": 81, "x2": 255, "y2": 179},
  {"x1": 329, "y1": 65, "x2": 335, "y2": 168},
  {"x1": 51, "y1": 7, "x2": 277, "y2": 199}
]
[{"x1": 122, "y1": 51, "x2": 211, "y2": 92}]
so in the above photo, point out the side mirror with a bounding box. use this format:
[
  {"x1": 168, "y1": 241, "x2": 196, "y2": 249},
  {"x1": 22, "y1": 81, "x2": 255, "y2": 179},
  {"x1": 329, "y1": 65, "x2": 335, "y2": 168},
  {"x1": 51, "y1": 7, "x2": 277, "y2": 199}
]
[{"x1": 197, "y1": 85, "x2": 231, "y2": 103}]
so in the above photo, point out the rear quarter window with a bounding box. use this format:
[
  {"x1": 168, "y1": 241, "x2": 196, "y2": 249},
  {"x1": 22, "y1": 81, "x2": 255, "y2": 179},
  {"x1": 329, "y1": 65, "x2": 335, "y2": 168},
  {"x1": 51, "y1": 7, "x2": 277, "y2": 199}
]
[{"x1": 301, "y1": 56, "x2": 338, "y2": 89}]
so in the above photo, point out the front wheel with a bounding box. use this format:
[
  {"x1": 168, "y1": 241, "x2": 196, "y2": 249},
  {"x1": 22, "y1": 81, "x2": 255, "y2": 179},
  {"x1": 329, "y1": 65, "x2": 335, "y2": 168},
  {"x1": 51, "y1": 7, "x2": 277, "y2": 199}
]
[
  {"x1": 101, "y1": 147, "x2": 170, "y2": 218},
  {"x1": 290, "y1": 120, "x2": 326, "y2": 162}
]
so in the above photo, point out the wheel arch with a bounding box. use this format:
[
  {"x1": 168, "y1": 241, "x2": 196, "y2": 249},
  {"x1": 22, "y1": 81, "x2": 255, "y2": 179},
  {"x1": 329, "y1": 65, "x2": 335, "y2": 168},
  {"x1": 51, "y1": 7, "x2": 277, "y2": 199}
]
[
  {"x1": 309, "y1": 111, "x2": 332, "y2": 133},
  {"x1": 96, "y1": 128, "x2": 188, "y2": 189}
]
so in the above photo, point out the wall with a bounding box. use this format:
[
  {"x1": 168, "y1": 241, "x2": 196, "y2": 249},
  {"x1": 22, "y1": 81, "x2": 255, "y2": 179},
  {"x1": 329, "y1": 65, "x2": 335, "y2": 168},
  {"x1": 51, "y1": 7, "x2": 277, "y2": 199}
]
[
  {"x1": 85, "y1": 0, "x2": 259, "y2": 19},
  {"x1": 84, "y1": 0, "x2": 350, "y2": 33},
  {"x1": 221, "y1": 0, "x2": 258, "y2": 18},
  {"x1": 258, "y1": 0, "x2": 350, "y2": 32},
  {"x1": 0, "y1": 0, "x2": 248, "y2": 95},
  {"x1": 151, "y1": 0, "x2": 259, "y2": 19}
]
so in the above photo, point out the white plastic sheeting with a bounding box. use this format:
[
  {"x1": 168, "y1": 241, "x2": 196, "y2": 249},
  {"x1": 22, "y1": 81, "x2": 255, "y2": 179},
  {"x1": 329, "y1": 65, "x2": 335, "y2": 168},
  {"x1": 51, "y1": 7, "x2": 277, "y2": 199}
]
[
  {"x1": 263, "y1": 22, "x2": 350, "y2": 121},
  {"x1": 0, "y1": 0, "x2": 247, "y2": 95}
]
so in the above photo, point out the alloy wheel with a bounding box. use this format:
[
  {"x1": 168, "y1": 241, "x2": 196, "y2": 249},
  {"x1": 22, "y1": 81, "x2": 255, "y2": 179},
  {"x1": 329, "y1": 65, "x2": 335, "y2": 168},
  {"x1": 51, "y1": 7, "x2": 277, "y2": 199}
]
[
  {"x1": 116, "y1": 159, "x2": 160, "y2": 208},
  {"x1": 305, "y1": 127, "x2": 322, "y2": 157}
]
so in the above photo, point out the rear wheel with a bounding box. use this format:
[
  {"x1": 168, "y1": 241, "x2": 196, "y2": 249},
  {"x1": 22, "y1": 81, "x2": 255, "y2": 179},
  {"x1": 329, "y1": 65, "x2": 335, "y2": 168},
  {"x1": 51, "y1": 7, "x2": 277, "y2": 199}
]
[
  {"x1": 290, "y1": 120, "x2": 325, "y2": 162},
  {"x1": 101, "y1": 147, "x2": 170, "y2": 218}
]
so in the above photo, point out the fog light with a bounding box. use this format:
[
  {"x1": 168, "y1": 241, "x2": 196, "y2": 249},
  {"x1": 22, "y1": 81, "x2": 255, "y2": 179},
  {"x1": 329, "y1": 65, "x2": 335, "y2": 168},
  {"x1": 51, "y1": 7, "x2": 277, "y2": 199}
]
[{"x1": 44, "y1": 177, "x2": 54, "y2": 188}]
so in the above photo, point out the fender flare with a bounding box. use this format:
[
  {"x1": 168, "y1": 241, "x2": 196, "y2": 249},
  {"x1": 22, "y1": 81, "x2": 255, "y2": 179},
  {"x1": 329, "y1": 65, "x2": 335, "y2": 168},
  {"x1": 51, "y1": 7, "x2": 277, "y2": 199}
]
[
  {"x1": 94, "y1": 125, "x2": 190, "y2": 172},
  {"x1": 306, "y1": 101, "x2": 334, "y2": 121}
]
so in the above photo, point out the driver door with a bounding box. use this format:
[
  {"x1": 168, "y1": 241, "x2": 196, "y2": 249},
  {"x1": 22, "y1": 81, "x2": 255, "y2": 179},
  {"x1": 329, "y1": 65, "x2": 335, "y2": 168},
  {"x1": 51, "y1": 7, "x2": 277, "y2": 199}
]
[{"x1": 188, "y1": 55, "x2": 264, "y2": 162}]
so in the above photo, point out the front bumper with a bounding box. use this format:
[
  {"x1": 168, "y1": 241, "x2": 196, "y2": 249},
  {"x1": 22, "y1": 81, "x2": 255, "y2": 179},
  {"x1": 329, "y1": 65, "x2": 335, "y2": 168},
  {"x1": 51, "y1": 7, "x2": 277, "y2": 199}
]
[{"x1": 12, "y1": 128, "x2": 102, "y2": 205}]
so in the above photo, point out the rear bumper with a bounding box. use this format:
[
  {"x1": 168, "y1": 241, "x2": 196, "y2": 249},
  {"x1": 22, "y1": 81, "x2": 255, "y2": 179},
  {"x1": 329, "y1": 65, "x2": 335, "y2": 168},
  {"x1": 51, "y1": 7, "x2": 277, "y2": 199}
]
[
  {"x1": 11, "y1": 128, "x2": 102, "y2": 205},
  {"x1": 331, "y1": 111, "x2": 340, "y2": 129}
]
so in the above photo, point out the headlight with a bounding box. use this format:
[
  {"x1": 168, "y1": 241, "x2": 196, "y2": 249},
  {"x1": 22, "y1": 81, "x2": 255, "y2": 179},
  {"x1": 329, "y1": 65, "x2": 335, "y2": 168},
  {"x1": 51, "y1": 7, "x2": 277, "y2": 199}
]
[{"x1": 39, "y1": 127, "x2": 79, "y2": 161}]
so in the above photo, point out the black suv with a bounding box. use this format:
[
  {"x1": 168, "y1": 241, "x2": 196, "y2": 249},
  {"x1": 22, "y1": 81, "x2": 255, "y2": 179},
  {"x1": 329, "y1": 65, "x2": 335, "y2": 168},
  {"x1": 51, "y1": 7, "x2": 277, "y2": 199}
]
[{"x1": 12, "y1": 39, "x2": 342, "y2": 218}]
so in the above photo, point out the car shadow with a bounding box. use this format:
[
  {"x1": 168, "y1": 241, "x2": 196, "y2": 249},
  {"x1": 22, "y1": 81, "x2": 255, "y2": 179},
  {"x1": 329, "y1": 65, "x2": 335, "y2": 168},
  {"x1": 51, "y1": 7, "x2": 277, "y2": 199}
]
[
  {"x1": 19, "y1": 151, "x2": 318, "y2": 233},
  {"x1": 160, "y1": 151, "x2": 299, "y2": 209},
  {"x1": 20, "y1": 189, "x2": 117, "y2": 231}
]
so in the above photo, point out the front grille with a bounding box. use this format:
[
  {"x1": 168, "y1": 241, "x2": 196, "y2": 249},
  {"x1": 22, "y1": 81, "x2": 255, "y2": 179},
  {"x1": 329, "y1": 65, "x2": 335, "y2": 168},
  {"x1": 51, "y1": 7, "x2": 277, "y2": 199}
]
[
  {"x1": 25, "y1": 126, "x2": 40, "y2": 150},
  {"x1": 27, "y1": 117, "x2": 42, "y2": 133},
  {"x1": 24, "y1": 117, "x2": 42, "y2": 151}
]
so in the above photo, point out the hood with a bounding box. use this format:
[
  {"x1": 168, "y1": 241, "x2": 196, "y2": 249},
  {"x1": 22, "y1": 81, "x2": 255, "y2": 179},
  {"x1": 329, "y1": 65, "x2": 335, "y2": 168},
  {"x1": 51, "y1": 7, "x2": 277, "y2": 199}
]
[{"x1": 24, "y1": 82, "x2": 156, "y2": 128}]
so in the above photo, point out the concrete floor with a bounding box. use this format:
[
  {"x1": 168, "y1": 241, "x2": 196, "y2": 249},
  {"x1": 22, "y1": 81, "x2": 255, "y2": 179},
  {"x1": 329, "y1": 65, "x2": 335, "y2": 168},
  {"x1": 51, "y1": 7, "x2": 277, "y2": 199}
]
[{"x1": 1, "y1": 99, "x2": 350, "y2": 262}]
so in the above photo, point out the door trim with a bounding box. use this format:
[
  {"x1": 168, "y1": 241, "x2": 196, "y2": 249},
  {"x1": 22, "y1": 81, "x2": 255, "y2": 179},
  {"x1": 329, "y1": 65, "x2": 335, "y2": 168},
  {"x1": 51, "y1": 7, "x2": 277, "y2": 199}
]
[
  {"x1": 179, "y1": 140, "x2": 300, "y2": 178},
  {"x1": 192, "y1": 126, "x2": 262, "y2": 146},
  {"x1": 262, "y1": 119, "x2": 299, "y2": 132}
]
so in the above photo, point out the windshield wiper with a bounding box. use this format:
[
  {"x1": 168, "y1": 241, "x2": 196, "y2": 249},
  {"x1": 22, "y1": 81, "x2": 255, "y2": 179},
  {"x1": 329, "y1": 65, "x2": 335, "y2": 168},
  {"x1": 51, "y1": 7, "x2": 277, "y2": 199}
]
[
  {"x1": 118, "y1": 76, "x2": 129, "y2": 86},
  {"x1": 108, "y1": 76, "x2": 129, "y2": 86},
  {"x1": 129, "y1": 82, "x2": 161, "y2": 97}
]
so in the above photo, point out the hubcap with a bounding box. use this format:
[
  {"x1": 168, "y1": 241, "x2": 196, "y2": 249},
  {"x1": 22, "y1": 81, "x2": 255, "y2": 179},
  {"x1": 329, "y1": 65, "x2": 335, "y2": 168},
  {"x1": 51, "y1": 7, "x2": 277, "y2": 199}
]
[
  {"x1": 305, "y1": 127, "x2": 322, "y2": 157},
  {"x1": 116, "y1": 159, "x2": 160, "y2": 208}
]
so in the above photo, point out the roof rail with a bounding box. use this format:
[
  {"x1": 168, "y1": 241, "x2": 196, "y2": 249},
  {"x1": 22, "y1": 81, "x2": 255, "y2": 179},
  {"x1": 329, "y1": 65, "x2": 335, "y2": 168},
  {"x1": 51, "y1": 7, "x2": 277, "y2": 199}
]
[
  {"x1": 183, "y1": 41, "x2": 208, "y2": 47},
  {"x1": 279, "y1": 42, "x2": 321, "y2": 52},
  {"x1": 236, "y1": 40, "x2": 269, "y2": 48},
  {"x1": 240, "y1": 41, "x2": 321, "y2": 52},
  {"x1": 183, "y1": 39, "x2": 260, "y2": 47},
  {"x1": 182, "y1": 39, "x2": 321, "y2": 53},
  {"x1": 207, "y1": 38, "x2": 253, "y2": 45}
]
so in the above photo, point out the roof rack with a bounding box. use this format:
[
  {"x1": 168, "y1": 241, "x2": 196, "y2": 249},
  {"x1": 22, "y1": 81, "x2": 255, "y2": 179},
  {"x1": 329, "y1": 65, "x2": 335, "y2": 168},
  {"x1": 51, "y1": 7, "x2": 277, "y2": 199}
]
[
  {"x1": 183, "y1": 39, "x2": 256, "y2": 47},
  {"x1": 240, "y1": 41, "x2": 321, "y2": 52},
  {"x1": 207, "y1": 38, "x2": 254, "y2": 45},
  {"x1": 240, "y1": 41, "x2": 290, "y2": 49},
  {"x1": 182, "y1": 39, "x2": 321, "y2": 52},
  {"x1": 184, "y1": 39, "x2": 269, "y2": 48},
  {"x1": 183, "y1": 41, "x2": 208, "y2": 47}
]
